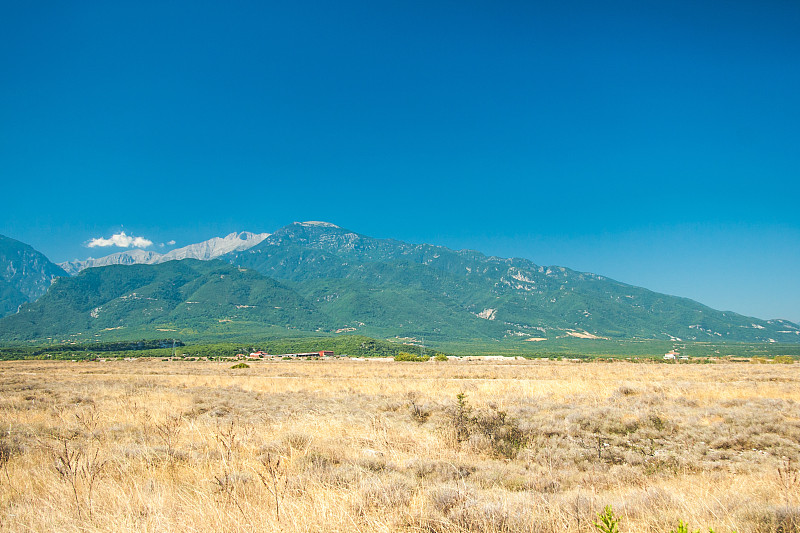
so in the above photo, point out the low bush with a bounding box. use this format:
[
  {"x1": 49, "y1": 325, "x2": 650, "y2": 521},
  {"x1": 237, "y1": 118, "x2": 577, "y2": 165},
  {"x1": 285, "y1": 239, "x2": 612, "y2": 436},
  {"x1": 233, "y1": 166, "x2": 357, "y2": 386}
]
[{"x1": 394, "y1": 352, "x2": 430, "y2": 362}]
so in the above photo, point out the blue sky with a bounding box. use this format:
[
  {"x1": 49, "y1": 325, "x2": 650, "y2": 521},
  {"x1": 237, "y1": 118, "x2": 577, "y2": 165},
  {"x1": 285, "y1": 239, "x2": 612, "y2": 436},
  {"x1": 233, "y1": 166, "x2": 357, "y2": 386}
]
[{"x1": 1, "y1": 1, "x2": 799, "y2": 322}]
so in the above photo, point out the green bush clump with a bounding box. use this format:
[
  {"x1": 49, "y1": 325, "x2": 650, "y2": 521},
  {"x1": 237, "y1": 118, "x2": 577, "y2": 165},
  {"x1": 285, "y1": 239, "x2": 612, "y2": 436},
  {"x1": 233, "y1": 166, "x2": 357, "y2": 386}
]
[
  {"x1": 230, "y1": 362, "x2": 249, "y2": 369},
  {"x1": 394, "y1": 352, "x2": 430, "y2": 362}
]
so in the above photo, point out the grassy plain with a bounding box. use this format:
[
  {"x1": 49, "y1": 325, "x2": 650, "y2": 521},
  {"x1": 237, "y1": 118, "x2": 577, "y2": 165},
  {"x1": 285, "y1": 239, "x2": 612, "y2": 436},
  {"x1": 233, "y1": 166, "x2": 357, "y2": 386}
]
[{"x1": 1, "y1": 358, "x2": 799, "y2": 532}]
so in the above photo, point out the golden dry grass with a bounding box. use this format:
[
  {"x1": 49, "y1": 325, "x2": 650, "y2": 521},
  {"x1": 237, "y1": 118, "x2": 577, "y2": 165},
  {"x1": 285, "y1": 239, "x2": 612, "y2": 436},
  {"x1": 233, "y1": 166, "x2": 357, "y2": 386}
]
[{"x1": 1, "y1": 358, "x2": 799, "y2": 532}]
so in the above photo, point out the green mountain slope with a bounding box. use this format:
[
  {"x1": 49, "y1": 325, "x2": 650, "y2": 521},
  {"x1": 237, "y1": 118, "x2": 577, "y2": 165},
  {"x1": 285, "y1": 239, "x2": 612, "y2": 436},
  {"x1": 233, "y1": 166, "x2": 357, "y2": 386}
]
[
  {"x1": 0, "y1": 234, "x2": 68, "y2": 317},
  {"x1": 0, "y1": 259, "x2": 329, "y2": 342},
  {"x1": 0, "y1": 280, "x2": 28, "y2": 318},
  {"x1": 228, "y1": 222, "x2": 800, "y2": 343}
]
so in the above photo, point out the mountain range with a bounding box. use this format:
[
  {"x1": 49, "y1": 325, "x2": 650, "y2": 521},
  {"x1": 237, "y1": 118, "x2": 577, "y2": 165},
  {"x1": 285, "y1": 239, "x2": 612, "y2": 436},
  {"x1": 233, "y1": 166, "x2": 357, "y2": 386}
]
[
  {"x1": 59, "y1": 231, "x2": 270, "y2": 274},
  {"x1": 1, "y1": 222, "x2": 798, "y2": 345}
]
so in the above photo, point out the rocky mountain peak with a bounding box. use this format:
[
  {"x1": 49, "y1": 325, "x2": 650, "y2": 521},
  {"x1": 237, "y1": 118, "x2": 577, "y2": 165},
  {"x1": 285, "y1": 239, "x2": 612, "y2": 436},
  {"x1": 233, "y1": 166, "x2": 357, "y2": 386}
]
[{"x1": 59, "y1": 231, "x2": 270, "y2": 274}]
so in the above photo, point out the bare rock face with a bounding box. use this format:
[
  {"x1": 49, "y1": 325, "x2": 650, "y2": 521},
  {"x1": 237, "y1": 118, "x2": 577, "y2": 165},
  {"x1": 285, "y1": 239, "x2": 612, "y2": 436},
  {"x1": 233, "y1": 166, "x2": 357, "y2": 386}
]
[
  {"x1": 160, "y1": 232, "x2": 270, "y2": 261},
  {"x1": 0, "y1": 234, "x2": 68, "y2": 316},
  {"x1": 59, "y1": 232, "x2": 270, "y2": 274},
  {"x1": 60, "y1": 250, "x2": 162, "y2": 274}
]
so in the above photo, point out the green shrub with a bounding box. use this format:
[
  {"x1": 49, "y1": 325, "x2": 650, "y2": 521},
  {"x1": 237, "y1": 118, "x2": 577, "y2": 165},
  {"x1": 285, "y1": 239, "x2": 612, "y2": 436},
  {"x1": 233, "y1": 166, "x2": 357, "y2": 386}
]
[
  {"x1": 594, "y1": 505, "x2": 620, "y2": 533},
  {"x1": 394, "y1": 352, "x2": 430, "y2": 362},
  {"x1": 670, "y1": 521, "x2": 700, "y2": 533},
  {"x1": 774, "y1": 355, "x2": 795, "y2": 364},
  {"x1": 449, "y1": 392, "x2": 472, "y2": 444},
  {"x1": 230, "y1": 362, "x2": 249, "y2": 369},
  {"x1": 434, "y1": 353, "x2": 448, "y2": 362}
]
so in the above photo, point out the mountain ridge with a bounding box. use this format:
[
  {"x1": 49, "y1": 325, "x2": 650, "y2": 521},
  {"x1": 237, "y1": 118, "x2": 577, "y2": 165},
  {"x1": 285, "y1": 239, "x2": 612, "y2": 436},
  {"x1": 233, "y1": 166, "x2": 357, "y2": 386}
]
[
  {"x1": 59, "y1": 231, "x2": 270, "y2": 274},
  {"x1": 1, "y1": 222, "x2": 798, "y2": 345},
  {"x1": 225, "y1": 222, "x2": 800, "y2": 343}
]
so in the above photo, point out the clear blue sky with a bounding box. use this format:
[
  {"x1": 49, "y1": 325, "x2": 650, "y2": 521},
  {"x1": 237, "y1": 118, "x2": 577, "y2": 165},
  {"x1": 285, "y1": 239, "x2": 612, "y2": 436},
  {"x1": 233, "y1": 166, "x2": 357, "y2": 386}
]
[{"x1": 1, "y1": 1, "x2": 799, "y2": 322}]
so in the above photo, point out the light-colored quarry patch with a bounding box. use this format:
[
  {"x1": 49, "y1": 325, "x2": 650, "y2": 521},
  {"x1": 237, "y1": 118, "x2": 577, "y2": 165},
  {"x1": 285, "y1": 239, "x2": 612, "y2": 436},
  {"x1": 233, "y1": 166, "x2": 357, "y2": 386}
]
[
  {"x1": 477, "y1": 308, "x2": 497, "y2": 320},
  {"x1": 566, "y1": 331, "x2": 607, "y2": 340}
]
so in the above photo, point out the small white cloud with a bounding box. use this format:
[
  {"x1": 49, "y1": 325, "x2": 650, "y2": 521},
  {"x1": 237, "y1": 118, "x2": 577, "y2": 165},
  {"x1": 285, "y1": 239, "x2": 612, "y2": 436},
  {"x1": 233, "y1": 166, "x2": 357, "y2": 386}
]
[
  {"x1": 87, "y1": 231, "x2": 153, "y2": 249},
  {"x1": 167, "y1": 240, "x2": 176, "y2": 245}
]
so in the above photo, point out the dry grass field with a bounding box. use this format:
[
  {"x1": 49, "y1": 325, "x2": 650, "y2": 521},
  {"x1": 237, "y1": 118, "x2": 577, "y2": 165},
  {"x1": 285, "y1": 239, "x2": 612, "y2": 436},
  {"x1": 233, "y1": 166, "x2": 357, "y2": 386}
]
[{"x1": 1, "y1": 358, "x2": 799, "y2": 532}]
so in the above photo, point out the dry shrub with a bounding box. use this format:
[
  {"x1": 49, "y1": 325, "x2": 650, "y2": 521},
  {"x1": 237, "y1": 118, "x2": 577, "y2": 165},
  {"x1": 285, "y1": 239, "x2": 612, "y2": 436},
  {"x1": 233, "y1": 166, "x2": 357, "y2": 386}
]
[
  {"x1": 621, "y1": 486, "x2": 678, "y2": 518},
  {"x1": 313, "y1": 462, "x2": 363, "y2": 489},
  {"x1": 427, "y1": 485, "x2": 467, "y2": 514},
  {"x1": 283, "y1": 431, "x2": 312, "y2": 452},
  {"x1": 448, "y1": 498, "x2": 535, "y2": 533},
  {"x1": 355, "y1": 474, "x2": 414, "y2": 513},
  {"x1": 406, "y1": 458, "x2": 476, "y2": 482},
  {"x1": 443, "y1": 394, "x2": 528, "y2": 458},
  {"x1": 614, "y1": 384, "x2": 640, "y2": 397},
  {"x1": 0, "y1": 434, "x2": 24, "y2": 465},
  {"x1": 407, "y1": 391, "x2": 432, "y2": 423},
  {"x1": 751, "y1": 506, "x2": 800, "y2": 533}
]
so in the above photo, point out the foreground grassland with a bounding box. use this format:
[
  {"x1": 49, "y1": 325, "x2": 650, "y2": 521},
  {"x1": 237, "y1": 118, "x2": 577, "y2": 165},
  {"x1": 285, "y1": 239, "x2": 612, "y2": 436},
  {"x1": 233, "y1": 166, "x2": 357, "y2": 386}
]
[{"x1": 1, "y1": 359, "x2": 799, "y2": 532}]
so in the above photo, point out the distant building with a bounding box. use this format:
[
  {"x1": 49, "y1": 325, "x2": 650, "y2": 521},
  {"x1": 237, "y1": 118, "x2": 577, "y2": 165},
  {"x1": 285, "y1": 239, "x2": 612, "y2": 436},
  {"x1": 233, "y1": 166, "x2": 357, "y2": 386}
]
[
  {"x1": 664, "y1": 351, "x2": 679, "y2": 360},
  {"x1": 277, "y1": 351, "x2": 334, "y2": 358}
]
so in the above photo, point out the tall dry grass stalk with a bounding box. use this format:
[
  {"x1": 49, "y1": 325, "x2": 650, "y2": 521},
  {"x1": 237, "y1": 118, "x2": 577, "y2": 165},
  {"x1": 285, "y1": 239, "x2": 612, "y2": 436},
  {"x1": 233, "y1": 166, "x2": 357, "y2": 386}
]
[{"x1": 1, "y1": 358, "x2": 799, "y2": 532}]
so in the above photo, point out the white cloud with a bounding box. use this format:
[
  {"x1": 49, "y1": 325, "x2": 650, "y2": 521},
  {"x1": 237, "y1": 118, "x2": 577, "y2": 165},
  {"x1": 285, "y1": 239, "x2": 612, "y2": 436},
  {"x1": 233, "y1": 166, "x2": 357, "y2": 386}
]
[
  {"x1": 87, "y1": 232, "x2": 153, "y2": 249},
  {"x1": 167, "y1": 240, "x2": 176, "y2": 245}
]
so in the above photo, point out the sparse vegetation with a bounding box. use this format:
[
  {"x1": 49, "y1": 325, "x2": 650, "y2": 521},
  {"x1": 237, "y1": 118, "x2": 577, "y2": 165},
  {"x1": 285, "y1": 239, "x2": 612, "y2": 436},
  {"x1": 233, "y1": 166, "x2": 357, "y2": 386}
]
[{"x1": 0, "y1": 358, "x2": 798, "y2": 532}]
